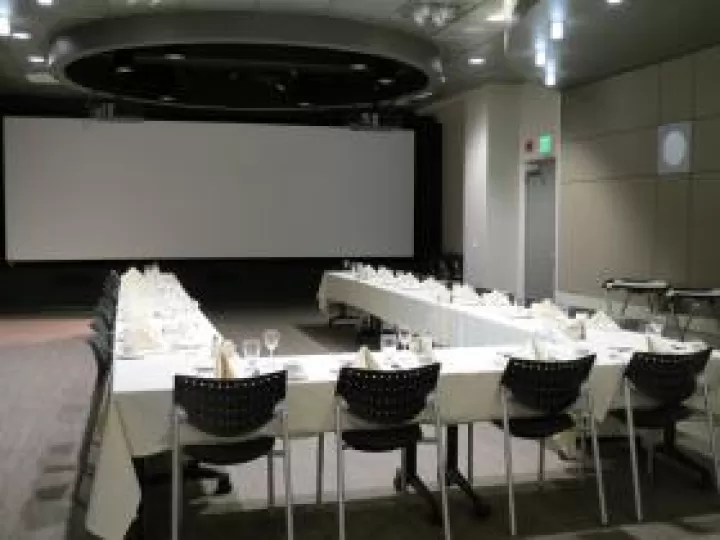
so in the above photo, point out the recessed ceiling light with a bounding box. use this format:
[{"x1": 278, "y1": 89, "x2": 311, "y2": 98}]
[
  {"x1": 440, "y1": 75, "x2": 447, "y2": 83},
  {"x1": 160, "y1": 95, "x2": 175, "y2": 102},
  {"x1": 535, "y1": 43, "x2": 547, "y2": 67},
  {"x1": 116, "y1": 65, "x2": 133, "y2": 74},
  {"x1": 544, "y1": 61, "x2": 557, "y2": 87},
  {"x1": 26, "y1": 72, "x2": 58, "y2": 84},
  {"x1": 164, "y1": 53, "x2": 185, "y2": 61},
  {"x1": 275, "y1": 83, "x2": 286, "y2": 92},
  {"x1": 298, "y1": 102, "x2": 311, "y2": 107},
  {"x1": 486, "y1": 11, "x2": 509, "y2": 23},
  {"x1": 468, "y1": 57, "x2": 486, "y2": 65},
  {"x1": 28, "y1": 55, "x2": 45, "y2": 64},
  {"x1": 350, "y1": 63, "x2": 367, "y2": 71},
  {"x1": 37, "y1": 0, "x2": 53, "y2": 5},
  {"x1": 607, "y1": 0, "x2": 623, "y2": 4},
  {"x1": 377, "y1": 77, "x2": 394, "y2": 85},
  {"x1": 12, "y1": 31, "x2": 31, "y2": 40},
  {"x1": 0, "y1": 17, "x2": 9, "y2": 37},
  {"x1": 550, "y1": 20, "x2": 564, "y2": 41}
]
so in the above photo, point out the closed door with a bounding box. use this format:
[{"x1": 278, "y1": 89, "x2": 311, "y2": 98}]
[{"x1": 524, "y1": 160, "x2": 556, "y2": 302}]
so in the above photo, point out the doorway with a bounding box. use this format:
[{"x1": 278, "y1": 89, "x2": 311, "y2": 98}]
[{"x1": 524, "y1": 159, "x2": 556, "y2": 302}]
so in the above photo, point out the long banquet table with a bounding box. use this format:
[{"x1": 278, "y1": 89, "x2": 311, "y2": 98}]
[
  {"x1": 318, "y1": 271, "x2": 544, "y2": 346},
  {"x1": 87, "y1": 270, "x2": 720, "y2": 540}
]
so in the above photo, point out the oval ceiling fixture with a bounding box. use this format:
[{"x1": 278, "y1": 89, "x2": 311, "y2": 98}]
[{"x1": 48, "y1": 12, "x2": 441, "y2": 111}]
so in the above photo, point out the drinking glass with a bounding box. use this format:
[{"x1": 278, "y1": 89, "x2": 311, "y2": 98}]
[
  {"x1": 242, "y1": 338, "x2": 262, "y2": 374},
  {"x1": 398, "y1": 326, "x2": 412, "y2": 351},
  {"x1": 380, "y1": 332, "x2": 398, "y2": 362},
  {"x1": 263, "y1": 328, "x2": 280, "y2": 357},
  {"x1": 645, "y1": 315, "x2": 665, "y2": 337}
]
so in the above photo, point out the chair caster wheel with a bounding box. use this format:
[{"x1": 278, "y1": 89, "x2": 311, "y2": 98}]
[{"x1": 215, "y1": 476, "x2": 232, "y2": 495}]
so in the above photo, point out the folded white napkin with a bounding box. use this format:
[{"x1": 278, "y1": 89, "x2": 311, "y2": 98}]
[
  {"x1": 355, "y1": 346, "x2": 381, "y2": 370},
  {"x1": 515, "y1": 338, "x2": 587, "y2": 362},
  {"x1": 585, "y1": 311, "x2": 620, "y2": 331},
  {"x1": 530, "y1": 299, "x2": 569, "y2": 321},
  {"x1": 452, "y1": 284, "x2": 481, "y2": 304},
  {"x1": 123, "y1": 324, "x2": 162, "y2": 353},
  {"x1": 397, "y1": 272, "x2": 421, "y2": 289},
  {"x1": 478, "y1": 290, "x2": 511, "y2": 308}
]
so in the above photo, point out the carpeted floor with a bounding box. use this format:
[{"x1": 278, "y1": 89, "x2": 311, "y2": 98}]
[{"x1": 1, "y1": 307, "x2": 720, "y2": 540}]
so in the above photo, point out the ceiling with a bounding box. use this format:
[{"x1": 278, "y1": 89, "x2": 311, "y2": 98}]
[{"x1": 0, "y1": 0, "x2": 719, "y2": 110}]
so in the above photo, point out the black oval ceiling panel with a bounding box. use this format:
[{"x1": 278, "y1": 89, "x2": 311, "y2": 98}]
[{"x1": 49, "y1": 12, "x2": 441, "y2": 111}]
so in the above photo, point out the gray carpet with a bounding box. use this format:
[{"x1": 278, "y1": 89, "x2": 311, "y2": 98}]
[{"x1": 1, "y1": 306, "x2": 720, "y2": 540}]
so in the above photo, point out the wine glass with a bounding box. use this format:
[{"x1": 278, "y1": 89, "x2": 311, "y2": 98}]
[
  {"x1": 398, "y1": 326, "x2": 412, "y2": 351},
  {"x1": 380, "y1": 332, "x2": 398, "y2": 362},
  {"x1": 242, "y1": 338, "x2": 262, "y2": 375},
  {"x1": 263, "y1": 328, "x2": 280, "y2": 357}
]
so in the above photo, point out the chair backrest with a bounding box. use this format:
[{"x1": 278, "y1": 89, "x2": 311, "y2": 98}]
[
  {"x1": 501, "y1": 355, "x2": 595, "y2": 414},
  {"x1": 87, "y1": 332, "x2": 113, "y2": 376},
  {"x1": 625, "y1": 349, "x2": 711, "y2": 405},
  {"x1": 174, "y1": 371, "x2": 287, "y2": 437},
  {"x1": 336, "y1": 363, "x2": 441, "y2": 425}
]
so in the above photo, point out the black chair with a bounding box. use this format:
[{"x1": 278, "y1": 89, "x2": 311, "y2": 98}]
[
  {"x1": 171, "y1": 372, "x2": 293, "y2": 540},
  {"x1": 609, "y1": 349, "x2": 717, "y2": 522},
  {"x1": 665, "y1": 288, "x2": 720, "y2": 340},
  {"x1": 492, "y1": 355, "x2": 607, "y2": 536},
  {"x1": 73, "y1": 332, "x2": 114, "y2": 503},
  {"x1": 333, "y1": 364, "x2": 450, "y2": 540}
]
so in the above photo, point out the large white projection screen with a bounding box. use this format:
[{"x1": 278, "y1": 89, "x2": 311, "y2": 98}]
[{"x1": 4, "y1": 117, "x2": 414, "y2": 260}]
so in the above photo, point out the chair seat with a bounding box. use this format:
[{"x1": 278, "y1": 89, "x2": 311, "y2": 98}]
[
  {"x1": 342, "y1": 424, "x2": 422, "y2": 452},
  {"x1": 492, "y1": 414, "x2": 574, "y2": 439},
  {"x1": 610, "y1": 404, "x2": 693, "y2": 429},
  {"x1": 185, "y1": 436, "x2": 275, "y2": 465}
]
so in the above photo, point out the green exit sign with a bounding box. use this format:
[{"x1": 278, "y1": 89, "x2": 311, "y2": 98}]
[{"x1": 538, "y1": 133, "x2": 553, "y2": 155}]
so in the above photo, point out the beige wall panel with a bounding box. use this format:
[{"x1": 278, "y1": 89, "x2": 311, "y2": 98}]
[
  {"x1": 693, "y1": 117, "x2": 720, "y2": 173},
  {"x1": 689, "y1": 178, "x2": 720, "y2": 285},
  {"x1": 660, "y1": 56, "x2": 694, "y2": 123},
  {"x1": 563, "y1": 129, "x2": 656, "y2": 182},
  {"x1": 653, "y1": 177, "x2": 689, "y2": 282},
  {"x1": 695, "y1": 45, "x2": 720, "y2": 119},
  {"x1": 563, "y1": 65, "x2": 659, "y2": 140},
  {"x1": 558, "y1": 180, "x2": 657, "y2": 295}
]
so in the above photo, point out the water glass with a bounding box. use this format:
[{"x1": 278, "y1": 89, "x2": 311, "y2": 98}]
[
  {"x1": 263, "y1": 328, "x2": 280, "y2": 357},
  {"x1": 380, "y1": 332, "x2": 398, "y2": 361},
  {"x1": 398, "y1": 326, "x2": 412, "y2": 351},
  {"x1": 645, "y1": 315, "x2": 665, "y2": 337},
  {"x1": 242, "y1": 338, "x2": 262, "y2": 373}
]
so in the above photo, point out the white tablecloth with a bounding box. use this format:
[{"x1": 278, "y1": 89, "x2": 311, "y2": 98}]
[{"x1": 318, "y1": 271, "x2": 544, "y2": 346}]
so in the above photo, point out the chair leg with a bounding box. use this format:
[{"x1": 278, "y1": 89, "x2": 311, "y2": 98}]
[
  {"x1": 171, "y1": 409, "x2": 182, "y2": 540},
  {"x1": 467, "y1": 423, "x2": 474, "y2": 486},
  {"x1": 702, "y1": 379, "x2": 720, "y2": 493},
  {"x1": 335, "y1": 403, "x2": 346, "y2": 540},
  {"x1": 316, "y1": 433, "x2": 324, "y2": 504},
  {"x1": 399, "y1": 446, "x2": 408, "y2": 493},
  {"x1": 281, "y1": 411, "x2": 294, "y2": 540},
  {"x1": 434, "y1": 404, "x2": 452, "y2": 540},
  {"x1": 537, "y1": 439, "x2": 545, "y2": 490},
  {"x1": 267, "y1": 451, "x2": 275, "y2": 508},
  {"x1": 588, "y1": 411, "x2": 608, "y2": 526},
  {"x1": 501, "y1": 390, "x2": 517, "y2": 536},
  {"x1": 624, "y1": 380, "x2": 643, "y2": 522}
]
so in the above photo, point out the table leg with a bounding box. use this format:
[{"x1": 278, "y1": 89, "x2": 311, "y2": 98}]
[
  {"x1": 658, "y1": 425, "x2": 712, "y2": 488},
  {"x1": 445, "y1": 425, "x2": 492, "y2": 518},
  {"x1": 394, "y1": 444, "x2": 443, "y2": 524}
]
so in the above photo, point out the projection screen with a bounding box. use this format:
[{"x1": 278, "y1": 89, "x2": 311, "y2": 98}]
[{"x1": 3, "y1": 117, "x2": 414, "y2": 260}]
